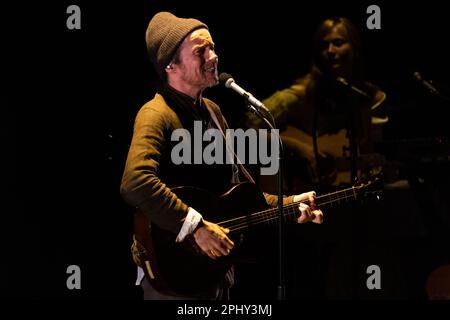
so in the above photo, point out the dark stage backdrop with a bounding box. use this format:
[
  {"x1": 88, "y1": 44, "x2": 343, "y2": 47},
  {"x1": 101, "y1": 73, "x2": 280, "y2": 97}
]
[{"x1": 5, "y1": 0, "x2": 450, "y2": 300}]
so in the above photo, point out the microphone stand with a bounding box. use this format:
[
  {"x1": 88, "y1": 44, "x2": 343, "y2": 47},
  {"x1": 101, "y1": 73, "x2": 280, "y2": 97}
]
[
  {"x1": 429, "y1": 88, "x2": 450, "y2": 103},
  {"x1": 247, "y1": 104, "x2": 286, "y2": 300},
  {"x1": 346, "y1": 91, "x2": 362, "y2": 298},
  {"x1": 337, "y1": 78, "x2": 365, "y2": 184},
  {"x1": 348, "y1": 101, "x2": 358, "y2": 184}
]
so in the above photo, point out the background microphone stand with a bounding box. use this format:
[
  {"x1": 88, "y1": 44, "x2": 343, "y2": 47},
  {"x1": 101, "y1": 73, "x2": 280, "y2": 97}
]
[
  {"x1": 343, "y1": 83, "x2": 369, "y2": 297},
  {"x1": 336, "y1": 77, "x2": 371, "y2": 184},
  {"x1": 246, "y1": 104, "x2": 287, "y2": 300},
  {"x1": 348, "y1": 97, "x2": 359, "y2": 184}
]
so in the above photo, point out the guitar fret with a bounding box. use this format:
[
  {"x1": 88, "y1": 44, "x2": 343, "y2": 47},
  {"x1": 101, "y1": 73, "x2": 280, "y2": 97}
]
[
  {"x1": 343, "y1": 189, "x2": 349, "y2": 202},
  {"x1": 332, "y1": 190, "x2": 339, "y2": 205}
]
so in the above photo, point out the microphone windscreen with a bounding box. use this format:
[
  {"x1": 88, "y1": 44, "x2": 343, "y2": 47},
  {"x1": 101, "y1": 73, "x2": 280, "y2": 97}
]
[
  {"x1": 413, "y1": 71, "x2": 422, "y2": 81},
  {"x1": 219, "y1": 72, "x2": 233, "y2": 86},
  {"x1": 336, "y1": 77, "x2": 349, "y2": 86}
]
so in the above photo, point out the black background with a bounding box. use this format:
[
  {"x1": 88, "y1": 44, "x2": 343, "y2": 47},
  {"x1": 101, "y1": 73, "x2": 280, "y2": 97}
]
[{"x1": 5, "y1": 0, "x2": 450, "y2": 300}]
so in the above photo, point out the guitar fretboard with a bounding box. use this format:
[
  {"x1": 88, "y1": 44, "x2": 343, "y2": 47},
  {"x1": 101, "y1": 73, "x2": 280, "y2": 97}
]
[{"x1": 218, "y1": 185, "x2": 359, "y2": 233}]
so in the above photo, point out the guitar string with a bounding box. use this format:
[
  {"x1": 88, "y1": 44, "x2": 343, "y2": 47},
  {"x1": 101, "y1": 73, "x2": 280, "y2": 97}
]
[
  {"x1": 225, "y1": 194, "x2": 357, "y2": 232},
  {"x1": 225, "y1": 193, "x2": 357, "y2": 232},
  {"x1": 217, "y1": 186, "x2": 357, "y2": 226},
  {"x1": 218, "y1": 188, "x2": 357, "y2": 230},
  {"x1": 218, "y1": 181, "x2": 376, "y2": 232},
  {"x1": 219, "y1": 189, "x2": 358, "y2": 232}
]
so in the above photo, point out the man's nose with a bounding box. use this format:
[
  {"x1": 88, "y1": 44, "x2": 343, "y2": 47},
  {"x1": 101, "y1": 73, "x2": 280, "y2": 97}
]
[{"x1": 207, "y1": 48, "x2": 218, "y2": 62}]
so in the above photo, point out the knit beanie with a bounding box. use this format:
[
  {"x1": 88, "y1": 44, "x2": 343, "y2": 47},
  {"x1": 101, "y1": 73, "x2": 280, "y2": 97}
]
[{"x1": 145, "y1": 12, "x2": 208, "y2": 79}]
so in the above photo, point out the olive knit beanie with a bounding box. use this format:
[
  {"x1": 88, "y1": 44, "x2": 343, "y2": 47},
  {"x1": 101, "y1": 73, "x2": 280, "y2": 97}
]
[{"x1": 145, "y1": 12, "x2": 208, "y2": 79}]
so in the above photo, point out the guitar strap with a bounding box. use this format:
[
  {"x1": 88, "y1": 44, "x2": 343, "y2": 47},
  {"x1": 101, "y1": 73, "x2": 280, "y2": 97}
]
[{"x1": 204, "y1": 102, "x2": 256, "y2": 184}]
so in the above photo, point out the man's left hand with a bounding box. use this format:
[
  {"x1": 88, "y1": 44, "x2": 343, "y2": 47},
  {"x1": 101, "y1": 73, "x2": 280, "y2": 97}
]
[{"x1": 294, "y1": 191, "x2": 323, "y2": 224}]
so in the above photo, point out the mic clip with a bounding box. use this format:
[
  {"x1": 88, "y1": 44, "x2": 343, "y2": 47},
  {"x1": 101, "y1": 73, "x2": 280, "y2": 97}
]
[{"x1": 336, "y1": 77, "x2": 372, "y2": 100}]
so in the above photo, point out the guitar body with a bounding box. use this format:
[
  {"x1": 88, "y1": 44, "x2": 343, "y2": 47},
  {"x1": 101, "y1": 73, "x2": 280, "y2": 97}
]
[{"x1": 134, "y1": 182, "x2": 270, "y2": 297}]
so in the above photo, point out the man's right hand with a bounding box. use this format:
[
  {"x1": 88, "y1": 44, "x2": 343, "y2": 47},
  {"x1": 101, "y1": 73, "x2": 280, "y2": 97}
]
[{"x1": 194, "y1": 220, "x2": 234, "y2": 260}]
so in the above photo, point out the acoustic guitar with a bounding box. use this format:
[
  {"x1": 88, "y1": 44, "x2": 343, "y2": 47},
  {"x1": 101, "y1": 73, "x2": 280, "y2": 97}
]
[{"x1": 132, "y1": 179, "x2": 380, "y2": 297}]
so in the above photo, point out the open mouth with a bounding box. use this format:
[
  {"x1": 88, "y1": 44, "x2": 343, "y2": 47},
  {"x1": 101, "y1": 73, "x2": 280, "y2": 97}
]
[{"x1": 205, "y1": 66, "x2": 216, "y2": 73}]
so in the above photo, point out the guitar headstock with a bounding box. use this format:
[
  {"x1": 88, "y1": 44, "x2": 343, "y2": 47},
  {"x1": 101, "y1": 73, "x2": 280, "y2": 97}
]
[{"x1": 353, "y1": 176, "x2": 384, "y2": 201}]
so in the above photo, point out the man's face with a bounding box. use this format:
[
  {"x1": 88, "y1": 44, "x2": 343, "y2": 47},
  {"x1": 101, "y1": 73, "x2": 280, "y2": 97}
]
[
  {"x1": 170, "y1": 28, "x2": 219, "y2": 93},
  {"x1": 319, "y1": 25, "x2": 354, "y2": 78}
]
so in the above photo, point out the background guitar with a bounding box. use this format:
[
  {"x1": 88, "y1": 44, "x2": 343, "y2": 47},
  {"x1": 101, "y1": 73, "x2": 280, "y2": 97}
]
[{"x1": 258, "y1": 125, "x2": 385, "y2": 194}]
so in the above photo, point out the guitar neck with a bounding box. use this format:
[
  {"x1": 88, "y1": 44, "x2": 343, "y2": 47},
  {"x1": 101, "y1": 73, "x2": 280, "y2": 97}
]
[
  {"x1": 314, "y1": 186, "x2": 358, "y2": 207},
  {"x1": 219, "y1": 186, "x2": 358, "y2": 233}
]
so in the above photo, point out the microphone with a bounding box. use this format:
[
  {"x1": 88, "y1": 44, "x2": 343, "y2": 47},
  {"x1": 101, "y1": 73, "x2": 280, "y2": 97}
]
[
  {"x1": 413, "y1": 71, "x2": 440, "y2": 95},
  {"x1": 336, "y1": 77, "x2": 372, "y2": 100},
  {"x1": 219, "y1": 72, "x2": 270, "y2": 113}
]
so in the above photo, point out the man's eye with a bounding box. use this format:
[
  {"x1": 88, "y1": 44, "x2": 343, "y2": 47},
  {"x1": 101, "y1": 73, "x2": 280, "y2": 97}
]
[{"x1": 196, "y1": 48, "x2": 205, "y2": 55}]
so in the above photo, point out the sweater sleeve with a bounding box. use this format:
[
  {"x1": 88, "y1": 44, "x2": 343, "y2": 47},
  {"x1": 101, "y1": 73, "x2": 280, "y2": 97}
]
[
  {"x1": 263, "y1": 193, "x2": 295, "y2": 207},
  {"x1": 120, "y1": 102, "x2": 189, "y2": 234},
  {"x1": 246, "y1": 87, "x2": 302, "y2": 131}
]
